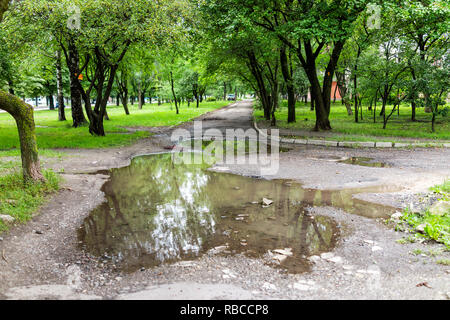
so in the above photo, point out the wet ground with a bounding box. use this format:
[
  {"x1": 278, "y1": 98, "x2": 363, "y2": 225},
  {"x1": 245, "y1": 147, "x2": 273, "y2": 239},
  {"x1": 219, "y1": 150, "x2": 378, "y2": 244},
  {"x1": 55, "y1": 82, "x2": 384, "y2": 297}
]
[
  {"x1": 78, "y1": 152, "x2": 398, "y2": 274},
  {"x1": 0, "y1": 101, "x2": 449, "y2": 300}
]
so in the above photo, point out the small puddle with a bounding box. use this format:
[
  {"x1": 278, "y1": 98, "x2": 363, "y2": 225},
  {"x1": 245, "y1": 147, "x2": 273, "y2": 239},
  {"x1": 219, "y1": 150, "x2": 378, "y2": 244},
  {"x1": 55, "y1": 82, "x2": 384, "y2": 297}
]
[
  {"x1": 78, "y1": 153, "x2": 397, "y2": 273},
  {"x1": 338, "y1": 157, "x2": 390, "y2": 168},
  {"x1": 179, "y1": 139, "x2": 291, "y2": 154}
]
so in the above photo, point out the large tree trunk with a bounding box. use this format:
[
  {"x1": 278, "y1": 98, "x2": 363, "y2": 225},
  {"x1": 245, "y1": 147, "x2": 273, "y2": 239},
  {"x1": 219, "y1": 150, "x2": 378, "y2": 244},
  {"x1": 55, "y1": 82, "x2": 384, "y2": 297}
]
[
  {"x1": 280, "y1": 46, "x2": 295, "y2": 123},
  {"x1": 304, "y1": 67, "x2": 331, "y2": 131},
  {"x1": 0, "y1": 91, "x2": 45, "y2": 182},
  {"x1": 298, "y1": 40, "x2": 344, "y2": 131},
  {"x1": 68, "y1": 41, "x2": 87, "y2": 127},
  {"x1": 56, "y1": 50, "x2": 66, "y2": 121}
]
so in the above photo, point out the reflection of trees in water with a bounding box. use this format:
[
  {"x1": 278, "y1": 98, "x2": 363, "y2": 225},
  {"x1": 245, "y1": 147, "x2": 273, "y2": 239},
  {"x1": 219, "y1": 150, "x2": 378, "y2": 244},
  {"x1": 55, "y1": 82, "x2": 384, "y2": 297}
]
[
  {"x1": 81, "y1": 154, "x2": 393, "y2": 271},
  {"x1": 79, "y1": 154, "x2": 217, "y2": 269}
]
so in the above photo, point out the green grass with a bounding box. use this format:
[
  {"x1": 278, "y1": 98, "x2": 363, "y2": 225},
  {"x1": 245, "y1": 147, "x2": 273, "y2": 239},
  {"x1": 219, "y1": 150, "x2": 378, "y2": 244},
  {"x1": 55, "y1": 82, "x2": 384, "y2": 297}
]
[
  {"x1": 0, "y1": 168, "x2": 60, "y2": 232},
  {"x1": 0, "y1": 101, "x2": 229, "y2": 151},
  {"x1": 392, "y1": 179, "x2": 450, "y2": 249},
  {"x1": 436, "y1": 259, "x2": 450, "y2": 265},
  {"x1": 430, "y1": 179, "x2": 450, "y2": 201},
  {"x1": 255, "y1": 101, "x2": 450, "y2": 142}
]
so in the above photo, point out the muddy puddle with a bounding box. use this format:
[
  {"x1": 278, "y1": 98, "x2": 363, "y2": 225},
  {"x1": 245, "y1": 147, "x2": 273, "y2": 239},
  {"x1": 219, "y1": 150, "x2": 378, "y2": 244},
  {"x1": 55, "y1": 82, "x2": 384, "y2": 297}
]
[
  {"x1": 339, "y1": 157, "x2": 390, "y2": 168},
  {"x1": 78, "y1": 153, "x2": 397, "y2": 273}
]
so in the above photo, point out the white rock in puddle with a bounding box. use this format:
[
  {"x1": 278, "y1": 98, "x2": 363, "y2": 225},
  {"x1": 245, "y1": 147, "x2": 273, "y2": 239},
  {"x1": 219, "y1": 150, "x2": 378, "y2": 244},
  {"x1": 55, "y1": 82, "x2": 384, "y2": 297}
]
[
  {"x1": 262, "y1": 282, "x2": 277, "y2": 291},
  {"x1": 320, "y1": 252, "x2": 334, "y2": 260},
  {"x1": 273, "y1": 248, "x2": 293, "y2": 256},
  {"x1": 364, "y1": 240, "x2": 375, "y2": 245},
  {"x1": 262, "y1": 198, "x2": 273, "y2": 206},
  {"x1": 308, "y1": 255, "x2": 321, "y2": 263},
  {"x1": 208, "y1": 246, "x2": 228, "y2": 255},
  {"x1": 272, "y1": 254, "x2": 288, "y2": 263},
  {"x1": 372, "y1": 246, "x2": 383, "y2": 252}
]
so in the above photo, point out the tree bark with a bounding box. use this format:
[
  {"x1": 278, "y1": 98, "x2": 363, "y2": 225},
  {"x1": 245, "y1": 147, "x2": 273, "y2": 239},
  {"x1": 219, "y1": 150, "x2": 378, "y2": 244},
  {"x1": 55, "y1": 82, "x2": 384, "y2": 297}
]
[
  {"x1": 48, "y1": 95, "x2": 55, "y2": 110},
  {"x1": 193, "y1": 83, "x2": 199, "y2": 108},
  {"x1": 0, "y1": 91, "x2": 45, "y2": 182},
  {"x1": 170, "y1": 71, "x2": 179, "y2": 114},
  {"x1": 247, "y1": 51, "x2": 271, "y2": 120},
  {"x1": 280, "y1": 46, "x2": 295, "y2": 123},
  {"x1": 68, "y1": 40, "x2": 87, "y2": 127},
  {"x1": 56, "y1": 50, "x2": 66, "y2": 121}
]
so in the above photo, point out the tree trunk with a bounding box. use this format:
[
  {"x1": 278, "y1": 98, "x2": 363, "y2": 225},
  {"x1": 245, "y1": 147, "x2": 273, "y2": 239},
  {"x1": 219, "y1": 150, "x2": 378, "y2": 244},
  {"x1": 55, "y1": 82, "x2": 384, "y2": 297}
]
[
  {"x1": 431, "y1": 112, "x2": 436, "y2": 132},
  {"x1": 170, "y1": 71, "x2": 179, "y2": 114},
  {"x1": 0, "y1": 91, "x2": 45, "y2": 182},
  {"x1": 223, "y1": 82, "x2": 227, "y2": 101},
  {"x1": 247, "y1": 51, "x2": 271, "y2": 120},
  {"x1": 138, "y1": 85, "x2": 143, "y2": 109},
  {"x1": 305, "y1": 68, "x2": 331, "y2": 131},
  {"x1": 280, "y1": 46, "x2": 295, "y2": 123},
  {"x1": 193, "y1": 83, "x2": 199, "y2": 109},
  {"x1": 121, "y1": 92, "x2": 129, "y2": 115},
  {"x1": 68, "y1": 41, "x2": 87, "y2": 127},
  {"x1": 56, "y1": 50, "x2": 66, "y2": 121},
  {"x1": 48, "y1": 95, "x2": 55, "y2": 110}
]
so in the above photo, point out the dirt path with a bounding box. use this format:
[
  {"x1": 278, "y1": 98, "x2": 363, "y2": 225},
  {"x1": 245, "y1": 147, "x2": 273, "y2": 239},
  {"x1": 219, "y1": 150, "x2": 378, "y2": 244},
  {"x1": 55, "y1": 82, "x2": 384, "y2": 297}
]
[{"x1": 0, "y1": 101, "x2": 449, "y2": 300}]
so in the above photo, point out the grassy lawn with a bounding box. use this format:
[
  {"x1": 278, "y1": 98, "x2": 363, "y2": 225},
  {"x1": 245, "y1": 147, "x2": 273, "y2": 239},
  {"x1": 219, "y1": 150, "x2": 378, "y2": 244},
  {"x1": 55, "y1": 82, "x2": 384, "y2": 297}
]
[
  {"x1": 255, "y1": 101, "x2": 450, "y2": 142},
  {"x1": 0, "y1": 101, "x2": 229, "y2": 153}
]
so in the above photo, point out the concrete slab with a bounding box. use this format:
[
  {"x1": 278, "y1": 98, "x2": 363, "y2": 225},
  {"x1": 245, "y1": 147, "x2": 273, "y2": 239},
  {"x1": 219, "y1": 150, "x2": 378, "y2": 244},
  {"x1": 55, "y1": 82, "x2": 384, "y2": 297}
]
[{"x1": 375, "y1": 142, "x2": 393, "y2": 148}]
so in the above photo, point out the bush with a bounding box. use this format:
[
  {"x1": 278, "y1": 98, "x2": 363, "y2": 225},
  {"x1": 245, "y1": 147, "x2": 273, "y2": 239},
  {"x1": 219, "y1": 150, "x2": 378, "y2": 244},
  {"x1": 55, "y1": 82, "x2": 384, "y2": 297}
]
[{"x1": 206, "y1": 96, "x2": 217, "y2": 102}]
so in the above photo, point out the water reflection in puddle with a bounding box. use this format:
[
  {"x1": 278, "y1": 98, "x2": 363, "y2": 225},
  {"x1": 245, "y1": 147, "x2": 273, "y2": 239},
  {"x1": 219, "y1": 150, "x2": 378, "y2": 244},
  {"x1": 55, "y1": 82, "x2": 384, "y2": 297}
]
[
  {"x1": 78, "y1": 153, "x2": 396, "y2": 273},
  {"x1": 339, "y1": 157, "x2": 390, "y2": 168}
]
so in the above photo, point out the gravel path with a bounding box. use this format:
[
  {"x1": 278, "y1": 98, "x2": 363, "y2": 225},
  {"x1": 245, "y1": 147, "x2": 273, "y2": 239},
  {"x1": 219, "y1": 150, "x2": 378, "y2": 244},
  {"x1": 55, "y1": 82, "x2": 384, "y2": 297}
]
[{"x1": 0, "y1": 101, "x2": 449, "y2": 300}]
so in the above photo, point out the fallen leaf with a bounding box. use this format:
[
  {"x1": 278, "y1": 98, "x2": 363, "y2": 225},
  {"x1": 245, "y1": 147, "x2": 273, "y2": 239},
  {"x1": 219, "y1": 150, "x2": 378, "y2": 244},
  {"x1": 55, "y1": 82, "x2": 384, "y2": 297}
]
[{"x1": 416, "y1": 282, "x2": 432, "y2": 289}]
